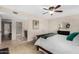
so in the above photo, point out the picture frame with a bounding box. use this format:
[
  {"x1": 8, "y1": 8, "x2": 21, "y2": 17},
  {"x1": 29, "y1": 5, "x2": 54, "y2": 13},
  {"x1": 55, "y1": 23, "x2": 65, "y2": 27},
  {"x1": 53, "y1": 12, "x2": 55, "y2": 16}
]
[{"x1": 32, "y1": 20, "x2": 39, "y2": 29}]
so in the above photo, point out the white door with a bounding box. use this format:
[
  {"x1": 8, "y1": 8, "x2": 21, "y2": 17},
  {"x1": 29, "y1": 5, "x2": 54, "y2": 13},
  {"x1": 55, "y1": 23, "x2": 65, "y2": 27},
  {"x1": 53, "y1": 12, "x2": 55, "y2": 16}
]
[{"x1": 16, "y1": 22, "x2": 22, "y2": 40}]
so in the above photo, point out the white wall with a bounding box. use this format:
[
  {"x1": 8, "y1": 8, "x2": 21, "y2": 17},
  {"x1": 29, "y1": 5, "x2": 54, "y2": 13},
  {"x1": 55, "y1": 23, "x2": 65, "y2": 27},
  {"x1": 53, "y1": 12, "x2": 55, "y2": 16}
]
[
  {"x1": 23, "y1": 18, "x2": 49, "y2": 41},
  {"x1": 48, "y1": 14, "x2": 79, "y2": 33}
]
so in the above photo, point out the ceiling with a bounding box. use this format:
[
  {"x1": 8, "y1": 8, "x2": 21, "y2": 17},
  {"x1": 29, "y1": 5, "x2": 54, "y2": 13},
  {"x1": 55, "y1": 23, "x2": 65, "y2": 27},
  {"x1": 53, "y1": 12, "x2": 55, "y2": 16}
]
[{"x1": 1, "y1": 5, "x2": 79, "y2": 20}]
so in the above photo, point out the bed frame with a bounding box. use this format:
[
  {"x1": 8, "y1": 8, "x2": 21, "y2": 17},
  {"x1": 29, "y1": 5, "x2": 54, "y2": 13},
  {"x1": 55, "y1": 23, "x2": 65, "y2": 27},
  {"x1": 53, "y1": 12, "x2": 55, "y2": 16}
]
[
  {"x1": 35, "y1": 33, "x2": 55, "y2": 54},
  {"x1": 36, "y1": 45, "x2": 53, "y2": 54}
]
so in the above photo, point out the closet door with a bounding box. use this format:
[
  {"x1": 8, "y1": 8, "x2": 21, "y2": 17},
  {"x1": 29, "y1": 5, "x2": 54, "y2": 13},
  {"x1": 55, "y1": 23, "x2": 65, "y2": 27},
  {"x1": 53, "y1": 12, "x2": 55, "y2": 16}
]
[{"x1": 16, "y1": 22, "x2": 22, "y2": 40}]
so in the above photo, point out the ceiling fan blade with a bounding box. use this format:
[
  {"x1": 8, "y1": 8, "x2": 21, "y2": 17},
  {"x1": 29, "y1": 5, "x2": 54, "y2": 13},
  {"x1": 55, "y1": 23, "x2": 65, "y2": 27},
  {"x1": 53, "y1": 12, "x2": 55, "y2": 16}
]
[
  {"x1": 43, "y1": 8, "x2": 48, "y2": 10},
  {"x1": 55, "y1": 5, "x2": 61, "y2": 9},
  {"x1": 43, "y1": 12, "x2": 48, "y2": 14},
  {"x1": 55, "y1": 10, "x2": 63, "y2": 12}
]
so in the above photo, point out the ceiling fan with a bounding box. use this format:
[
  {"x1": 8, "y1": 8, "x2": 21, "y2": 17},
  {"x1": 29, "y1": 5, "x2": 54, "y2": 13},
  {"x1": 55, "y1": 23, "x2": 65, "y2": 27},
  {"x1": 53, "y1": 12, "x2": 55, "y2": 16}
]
[{"x1": 43, "y1": 5, "x2": 63, "y2": 15}]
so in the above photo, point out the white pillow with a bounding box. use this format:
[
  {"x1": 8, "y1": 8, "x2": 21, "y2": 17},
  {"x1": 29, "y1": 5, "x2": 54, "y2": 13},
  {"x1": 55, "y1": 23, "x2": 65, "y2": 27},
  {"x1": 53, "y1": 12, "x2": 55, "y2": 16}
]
[{"x1": 73, "y1": 34, "x2": 79, "y2": 46}]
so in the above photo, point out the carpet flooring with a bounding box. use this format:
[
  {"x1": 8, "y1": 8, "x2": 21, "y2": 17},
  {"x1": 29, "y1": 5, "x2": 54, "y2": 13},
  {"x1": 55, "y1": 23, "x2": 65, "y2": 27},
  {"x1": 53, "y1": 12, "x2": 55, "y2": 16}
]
[{"x1": 0, "y1": 40, "x2": 43, "y2": 54}]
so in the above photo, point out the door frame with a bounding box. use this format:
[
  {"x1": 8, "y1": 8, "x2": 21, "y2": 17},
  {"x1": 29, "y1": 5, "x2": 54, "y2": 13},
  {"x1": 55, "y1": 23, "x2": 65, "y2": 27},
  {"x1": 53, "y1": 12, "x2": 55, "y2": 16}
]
[{"x1": 1, "y1": 21, "x2": 12, "y2": 41}]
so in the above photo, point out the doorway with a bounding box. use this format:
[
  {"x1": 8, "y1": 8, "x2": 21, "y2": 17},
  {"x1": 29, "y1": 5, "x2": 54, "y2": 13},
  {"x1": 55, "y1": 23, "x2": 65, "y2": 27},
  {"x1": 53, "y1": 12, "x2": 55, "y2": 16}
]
[{"x1": 1, "y1": 21, "x2": 12, "y2": 42}]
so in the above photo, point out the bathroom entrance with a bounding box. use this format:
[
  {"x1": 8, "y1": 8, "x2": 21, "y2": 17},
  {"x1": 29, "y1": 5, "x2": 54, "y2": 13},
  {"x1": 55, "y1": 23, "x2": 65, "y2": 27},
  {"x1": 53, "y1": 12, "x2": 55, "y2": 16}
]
[{"x1": 1, "y1": 21, "x2": 12, "y2": 42}]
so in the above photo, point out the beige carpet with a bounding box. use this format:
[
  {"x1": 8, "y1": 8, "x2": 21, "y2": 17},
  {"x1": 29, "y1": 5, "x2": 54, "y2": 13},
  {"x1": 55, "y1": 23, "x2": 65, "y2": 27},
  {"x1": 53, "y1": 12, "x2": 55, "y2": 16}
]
[{"x1": 0, "y1": 40, "x2": 43, "y2": 54}]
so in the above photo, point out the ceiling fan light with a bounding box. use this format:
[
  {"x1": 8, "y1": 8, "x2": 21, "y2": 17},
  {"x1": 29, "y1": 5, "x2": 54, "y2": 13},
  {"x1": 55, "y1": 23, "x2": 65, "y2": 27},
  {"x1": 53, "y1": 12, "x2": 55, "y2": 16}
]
[{"x1": 49, "y1": 10, "x2": 54, "y2": 14}]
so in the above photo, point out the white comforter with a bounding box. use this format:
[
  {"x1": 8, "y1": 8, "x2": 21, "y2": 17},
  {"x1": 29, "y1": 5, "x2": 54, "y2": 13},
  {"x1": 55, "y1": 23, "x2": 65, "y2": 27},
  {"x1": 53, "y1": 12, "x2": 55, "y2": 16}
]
[{"x1": 35, "y1": 34, "x2": 79, "y2": 54}]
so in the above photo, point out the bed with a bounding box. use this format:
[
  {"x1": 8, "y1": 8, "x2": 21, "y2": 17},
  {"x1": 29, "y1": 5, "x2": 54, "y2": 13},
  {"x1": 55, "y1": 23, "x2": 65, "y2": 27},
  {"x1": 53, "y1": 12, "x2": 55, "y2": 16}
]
[{"x1": 34, "y1": 32, "x2": 79, "y2": 54}]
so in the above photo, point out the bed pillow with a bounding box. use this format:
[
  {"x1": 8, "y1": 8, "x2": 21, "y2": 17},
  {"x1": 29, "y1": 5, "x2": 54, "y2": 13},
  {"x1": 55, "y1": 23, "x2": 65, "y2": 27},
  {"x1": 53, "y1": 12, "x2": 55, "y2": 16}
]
[{"x1": 66, "y1": 32, "x2": 79, "y2": 41}]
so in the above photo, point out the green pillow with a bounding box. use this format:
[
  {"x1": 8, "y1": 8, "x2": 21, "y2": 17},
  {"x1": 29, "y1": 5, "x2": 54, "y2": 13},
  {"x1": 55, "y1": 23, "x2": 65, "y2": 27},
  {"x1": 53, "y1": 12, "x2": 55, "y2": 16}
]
[{"x1": 67, "y1": 32, "x2": 79, "y2": 41}]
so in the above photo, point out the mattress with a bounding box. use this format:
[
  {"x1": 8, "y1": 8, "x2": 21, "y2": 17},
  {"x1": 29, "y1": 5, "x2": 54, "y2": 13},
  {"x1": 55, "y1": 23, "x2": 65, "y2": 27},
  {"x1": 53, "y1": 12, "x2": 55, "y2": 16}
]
[{"x1": 35, "y1": 34, "x2": 79, "y2": 54}]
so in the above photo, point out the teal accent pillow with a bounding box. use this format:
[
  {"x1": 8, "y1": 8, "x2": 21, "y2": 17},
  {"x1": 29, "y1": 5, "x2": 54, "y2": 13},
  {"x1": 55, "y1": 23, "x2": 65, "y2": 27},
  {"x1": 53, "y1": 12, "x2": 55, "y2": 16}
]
[{"x1": 67, "y1": 32, "x2": 79, "y2": 41}]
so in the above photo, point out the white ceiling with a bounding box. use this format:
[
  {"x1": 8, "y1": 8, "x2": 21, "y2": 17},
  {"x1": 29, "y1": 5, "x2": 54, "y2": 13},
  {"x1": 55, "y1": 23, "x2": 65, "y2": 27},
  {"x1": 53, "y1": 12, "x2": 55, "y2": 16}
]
[{"x1": 1, "y1": 5, "x2": 79, "y2": 20}]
